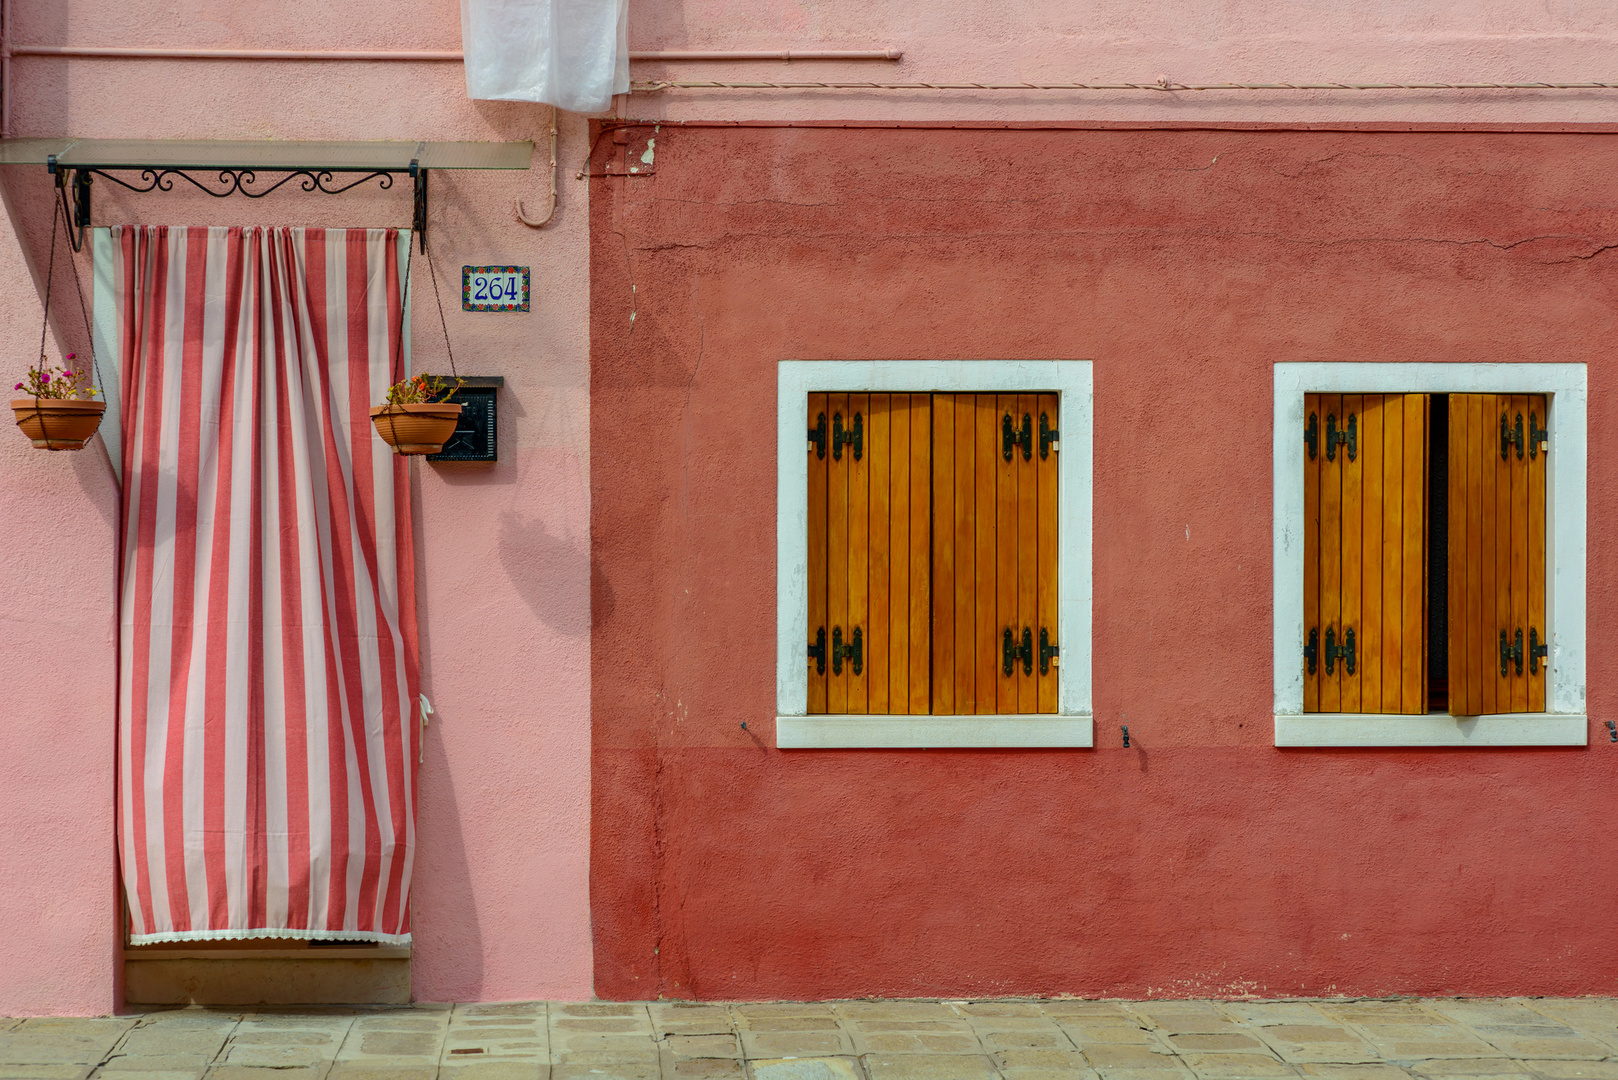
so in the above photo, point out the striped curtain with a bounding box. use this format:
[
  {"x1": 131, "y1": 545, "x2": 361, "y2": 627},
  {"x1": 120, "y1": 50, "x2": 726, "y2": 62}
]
[{"x1": 110, "y1": 227, "x2": 420, "y2": 944}]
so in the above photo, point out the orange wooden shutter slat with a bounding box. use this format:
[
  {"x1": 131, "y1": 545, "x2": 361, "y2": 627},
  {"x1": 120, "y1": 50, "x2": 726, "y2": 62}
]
[
  {"x1": 931, "y1": 394, "x2": 956, "y2": 716},
  {"x1": 1036, "y1": 393, "x2": 1059, "y2": 714},
  {"x1": 1341, "y1": 394, "x2": 1364, "y2": 712},
  {"x1": 807, "y1": 393, "x2": 829, "y2": 714},
  {"x1": 1319, "y1": 393, "x2": 1343, "y2": 712},
  {"x1": 847, "y1": 394, "x2": 871, "y2": 713},
  {"x1": 1528, "y1": 394, "x2": 1547, "y2": 712},
  {"x1": 907, "y1": 394, "x2": 931, "y2": 714},
  {"x1": 1509, "y1": 394, "x2": 1529, "y2": 714},
  {"x1": 1303, "y1": 395, "x2": 1321, "y2": 713},
  {"x1": 953, "y1": 394, "x2": 977, "y2": 711},
  {"x1": 1450, "y1": 394, "x2": 1472, "y2": 715},
  {"x1": 995, "y1": 394, "x2": 1019, "y2": 714},
  {"x1": 1359, "y1": 396, "x2": 1384, "y2": 712},
  {"x1": 1399, "y1": 394, "x2": 1427, "y2": 713},
  {"x1": 867, "y1": 395, "x2": 892, "y2": 715},
  {"x1": 827, "y1": 393, "x2": 850, "y2": 713},
  {"x1": 1380, "y1": 394, "x2": 1405, "y2": 713},
  {"x1": 974, "y1": 397, "x2": 997, "y2": 714},
  {"x1": 1016, "y1": 392, "x2": 1039, "y2": 713},
  {"x1": 888, "y1": 397, "x2": 911, "y2": 712}
]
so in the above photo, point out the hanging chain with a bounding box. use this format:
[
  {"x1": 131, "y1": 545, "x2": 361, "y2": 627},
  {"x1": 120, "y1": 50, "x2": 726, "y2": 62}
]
[
  {"x1": 37, "y1": 192, "x2": 59, "y2": 369},
  {"x1": 64, "y1": 210, "x2": 105, "y2": 399},
  {"x1": 423, "y1": 238, "x2": 459, "y2": 379},
  {"x1": 393, "y1": 229, "x2": 415, "y2": 386}
]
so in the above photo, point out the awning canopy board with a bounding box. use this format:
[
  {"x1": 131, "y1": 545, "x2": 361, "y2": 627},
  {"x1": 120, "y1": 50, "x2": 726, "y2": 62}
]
[
  {"x1": 0, "y1": 138, "x2": 534, "y2": 250},
  {"x1": 0, "y1": 138, "x2": 532, "y2": 170}
]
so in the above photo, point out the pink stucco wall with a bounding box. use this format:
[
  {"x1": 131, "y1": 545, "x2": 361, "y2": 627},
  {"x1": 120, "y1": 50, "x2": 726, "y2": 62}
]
[
  {"x1": 0, "y1": 0, "x2": 593, "y2": 1014},
  {"x1": 4, "y1": 0, "x2": 1618, "y2": 1015}
]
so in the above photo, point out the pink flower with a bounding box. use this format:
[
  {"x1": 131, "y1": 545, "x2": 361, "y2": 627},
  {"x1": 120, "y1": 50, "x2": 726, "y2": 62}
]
[
  {"x1": 12, "y1": 382, "x2": 20, "y2": 390},
  {"x1": 66, "y1": 353, "x2": 75, "y2": 360},
  {"x1": 39, "y1": 372, "x2": 49, "y2": 383}
]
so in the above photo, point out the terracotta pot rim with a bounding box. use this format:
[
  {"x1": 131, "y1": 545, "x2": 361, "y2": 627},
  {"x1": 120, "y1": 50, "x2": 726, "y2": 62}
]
[
  {"x1": 370, "y1": 402, "x2": 462, "y2": 417},
  {"x1": 10, "y1": 397, "x2": 107, "y2": 412}
]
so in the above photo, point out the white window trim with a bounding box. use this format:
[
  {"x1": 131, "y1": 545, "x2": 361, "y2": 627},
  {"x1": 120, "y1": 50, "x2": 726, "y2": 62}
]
[
  {"x1": 1273, "y1": 363, "x2": 1587, "y2": 747},
  {"x1": 776, "y1": 360, "x2": 1093, "y2": 749}
]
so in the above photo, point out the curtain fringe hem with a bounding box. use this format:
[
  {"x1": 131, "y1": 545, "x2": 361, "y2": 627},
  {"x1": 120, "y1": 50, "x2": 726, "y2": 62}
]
[{"x1": 127, "y1": 928, "x2": 412, "y2": 946}]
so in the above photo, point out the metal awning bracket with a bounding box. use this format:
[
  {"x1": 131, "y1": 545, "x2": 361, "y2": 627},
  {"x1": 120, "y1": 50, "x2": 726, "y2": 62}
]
[
  {"x1": 18, "y1": 139, "x2": 532, "y2": 254},
  {"x1": 410, "y1": 156, "x2": 426, "y2": 251}
]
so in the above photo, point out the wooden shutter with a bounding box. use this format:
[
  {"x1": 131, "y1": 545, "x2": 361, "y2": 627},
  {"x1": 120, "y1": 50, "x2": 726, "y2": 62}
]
[
  {"x1": 930, "y1": 393, "x2": 1058, "y2": 715},
  {"x1": 1304, "y1": 393, "x2": 1427, "y2": 714},
  {"x1": 807, "y1": 393, "x2": 930, "y2": 715},
  {"x1": 1448, "y1": 394, "x2": 1547, "y2": 716}
]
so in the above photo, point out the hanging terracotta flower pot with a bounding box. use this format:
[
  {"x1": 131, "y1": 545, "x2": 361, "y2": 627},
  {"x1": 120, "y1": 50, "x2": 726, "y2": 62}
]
[
  {"x1": 371, "y1": 374, "x2": 464, "y2": 455},
  {"x1": 11, "y1": 354, "x2": 104, "y2": 451}
]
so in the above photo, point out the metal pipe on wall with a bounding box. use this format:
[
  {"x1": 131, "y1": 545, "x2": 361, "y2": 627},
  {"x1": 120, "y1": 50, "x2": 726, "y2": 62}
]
[{"x1": 7, "y1": 46, "x2": 903, "y2": 62}]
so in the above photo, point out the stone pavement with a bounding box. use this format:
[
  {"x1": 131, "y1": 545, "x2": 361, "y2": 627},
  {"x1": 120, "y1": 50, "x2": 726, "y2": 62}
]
[{"x1": 8, "y1": 997, "x2": 1618, "y2": 1080}]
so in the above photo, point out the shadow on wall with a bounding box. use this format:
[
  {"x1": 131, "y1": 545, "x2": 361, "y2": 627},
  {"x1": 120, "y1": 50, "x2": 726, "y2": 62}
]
[{"x1": 498, "y1": 509, "x2": 610, "y2": 637}]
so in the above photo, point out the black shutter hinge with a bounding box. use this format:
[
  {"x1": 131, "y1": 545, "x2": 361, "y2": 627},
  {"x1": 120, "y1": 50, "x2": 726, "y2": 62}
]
[
  {"x1": 1500, "y1": 627, "x2": 1524, "y2": 677},
  {"x1": 1305, "y1": 412, "x2": 1318, "y2": 460},
  {"x1": 1502, "y1": 412, "x2": 1525, "y2": 461},
  {"x1": 1039, "y1": 627, "x2": 1059, "y2": 675},
  {"x1": 1039, "y1": 412, "x2": 1059, "y2": 459},
  {"x1": 1529, "y1": 626, "x2": 1548, "y2": 676},
  {"x1": 1003, "y1": 626, "x2": 1033, "y2": 676},
  {"x1": 1304, "y1": 626, "x2": 1318, "y2": 675},
  {"x1": 1003, "y1": 412, "x2": 1032, "y2": 462},
  {"x1": 833, "y1": 412, "x2": 863, "y2": 461},
  {"x1": 1324, "y1": 626, "x2": 1355, "y2": 675},
  {"x1": 808, "y1": 411, "x2": 826, "y2": 459},
  {"x1": 832, "y1": 625, "x2": 862, "y2": 676},
  {"x1": 1326, "y1": 412, "x2": 1356, "y2": 462},
  {"x1": 1529, "y1": 412, "x2": 1548, "y2": 459},
  {"x1": 808, "y1": 627, "x2": 826, "y2": 675}
]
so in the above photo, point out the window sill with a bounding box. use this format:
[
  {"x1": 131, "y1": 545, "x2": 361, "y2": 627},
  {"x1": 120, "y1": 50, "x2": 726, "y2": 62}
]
[
  {"x1": 1275, "y1": 713, "x2": 1587, "y2": 747},
  {"x1": 777, "y1": 715, "x2": 1094, "y2": 749}
]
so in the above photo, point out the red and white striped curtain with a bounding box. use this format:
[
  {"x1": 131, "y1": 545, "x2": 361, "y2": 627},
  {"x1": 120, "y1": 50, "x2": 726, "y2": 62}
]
[{"x1": 109, "y1": 227, "x2": 420, "y2": 943}]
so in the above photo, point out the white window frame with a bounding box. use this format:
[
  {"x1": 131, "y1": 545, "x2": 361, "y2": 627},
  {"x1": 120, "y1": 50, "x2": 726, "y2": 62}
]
[
  {"x1": 1273, "y1": 363, "x2": 1587, "y2": 747},
  {"x1": 776, "y1": 360, "x2": 1093, "y2": 748}
]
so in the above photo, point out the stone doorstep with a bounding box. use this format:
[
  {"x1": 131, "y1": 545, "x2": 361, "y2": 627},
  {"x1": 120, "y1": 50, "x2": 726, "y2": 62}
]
[
  {"x1": 979, "y1": 1030, "x2": 1081, "y2": 1050},
  {"x1": 437, "y1": 1064, "x2": 550, "y2": 1080},
  {"x1": 750, "y1": 1058, "x2": 863, "y2": 1080},
  {"x1": 660, "y1": 1033, "x2": 742, "y2": 1059},
  {"x1": 862, "y1": 1052, "x2": 1002, "y2": 1080},
  {"x1": 850, "y1": 1032, "x2": 982, "y2": 1055},
  {"x1": 836, "y1": 1004, "x2": 962, "y2": 1020},
  {"x1": 1176, "y1": 1050, "x2": 1299, "y2": 1077},
  {"x1": 1297, "y1": 1068, "x2": 1415, "y2": 1080},
  {"x1": 93, "y1": 1053, "x2": 216, "y2": 1072},
  {"x1": 742, "y1": 1017, "x2": 847, "y2": 1032},
  {"x1": 994, "y1": 1047, "x2": 1093, "y2": 1070}
]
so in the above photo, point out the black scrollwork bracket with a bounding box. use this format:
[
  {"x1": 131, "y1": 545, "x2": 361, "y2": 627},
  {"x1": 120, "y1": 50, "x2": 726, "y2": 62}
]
[{"x1": 47, "y1": 156, "x2": 428, "y2": 253}]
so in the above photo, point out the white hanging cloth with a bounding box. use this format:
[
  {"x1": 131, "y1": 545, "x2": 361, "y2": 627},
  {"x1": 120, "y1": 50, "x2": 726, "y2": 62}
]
[{"x1": 461, "y1": 0, "x2": 629, "y2": 114}]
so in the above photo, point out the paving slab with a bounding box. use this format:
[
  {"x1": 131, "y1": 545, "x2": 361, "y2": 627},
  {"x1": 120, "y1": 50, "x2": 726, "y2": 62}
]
[
  {"x1": 750, "y1": 1058, "x2": 862, "y2": 1080},
  {"x1": 862, "y1": 1051, "x2": 1000, "y2": 1079},
  {"x1": 437, "y1": 1064, "x2": 548, "y2": 1080},
  {"x1": 1296, "y1": 1066, "x2": 1414, "y2": 1080},
  {"x1": 852, "y1": 1029, "x2": 981, "y2": 1054},
  {"x1": 10, "y1": 995, "x2": 1618, "y2": 1080}
]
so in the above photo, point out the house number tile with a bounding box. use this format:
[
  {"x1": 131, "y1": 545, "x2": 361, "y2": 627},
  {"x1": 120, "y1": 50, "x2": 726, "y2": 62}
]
[{"x1": 462, "y1": 265, "x2": 530, "y2": 312}]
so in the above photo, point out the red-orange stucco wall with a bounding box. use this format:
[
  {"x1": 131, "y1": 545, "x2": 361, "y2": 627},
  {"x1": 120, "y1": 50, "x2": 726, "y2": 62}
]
[{"x1": 589, "y1": 125, "x2": 1618, "y2": 1000}]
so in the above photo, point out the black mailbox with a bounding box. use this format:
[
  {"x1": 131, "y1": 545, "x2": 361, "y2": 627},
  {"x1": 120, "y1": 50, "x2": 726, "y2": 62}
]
[{"x1": 427, "y1": 376, "x2": 502, "y2": 462}]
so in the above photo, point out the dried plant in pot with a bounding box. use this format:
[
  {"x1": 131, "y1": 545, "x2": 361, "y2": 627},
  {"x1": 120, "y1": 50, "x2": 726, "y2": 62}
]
[
  {"x1": 11, "y1": 353, "x2": 105, "y2": 450},
  {"x1": 371, "y1": 373, "x2": 463, "y2": 455}
]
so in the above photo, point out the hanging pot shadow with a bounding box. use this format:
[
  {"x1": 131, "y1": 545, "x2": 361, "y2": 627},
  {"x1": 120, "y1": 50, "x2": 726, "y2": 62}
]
[{"x1": 497, "y1": 510, "x2": 606, "y2": 638}]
